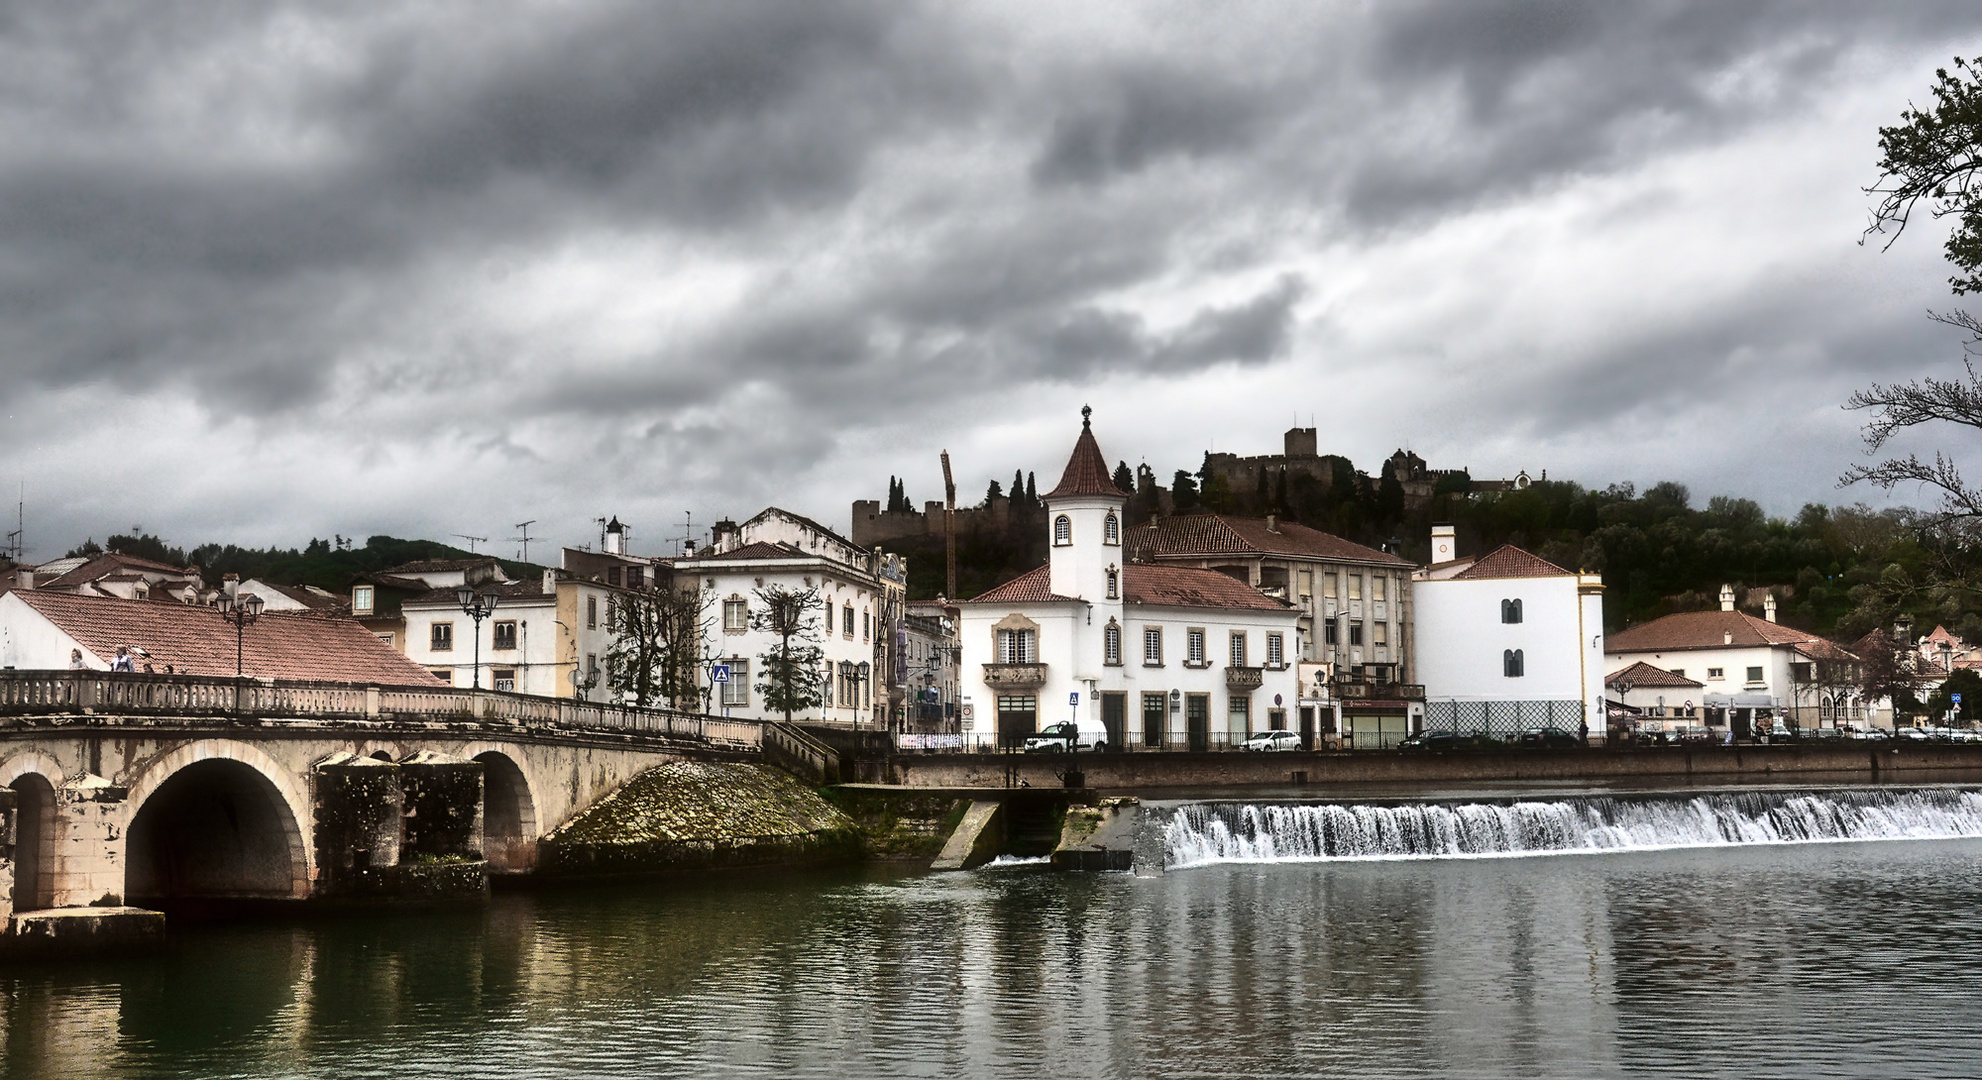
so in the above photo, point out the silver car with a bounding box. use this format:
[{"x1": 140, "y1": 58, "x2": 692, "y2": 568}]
[{"x1": 1241, "y1": 730, "x2": 1302, "y2": 752}]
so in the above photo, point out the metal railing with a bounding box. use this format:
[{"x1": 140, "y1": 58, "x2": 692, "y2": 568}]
[
  {"x1": 0, "y1": 670, "x2": 761, "y2": 751},
  {"x1": 1422, "y1": 699, "x2": 1585, "y2": 740}
]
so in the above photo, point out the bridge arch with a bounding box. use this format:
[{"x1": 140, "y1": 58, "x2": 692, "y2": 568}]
[
  {"x1": 1, "y1": 754, "x2": 65, "y2": 913},
  {"x1": 124, "y1": 740, "x2": 311, "y2": 907},
  {"x1": 462, "y1": 744, "x2": 540, "y2": 873}
]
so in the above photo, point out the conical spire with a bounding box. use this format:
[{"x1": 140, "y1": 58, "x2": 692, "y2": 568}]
[{"x1": 1046, "y1": 405, "x2": 1126, "y2": 498}]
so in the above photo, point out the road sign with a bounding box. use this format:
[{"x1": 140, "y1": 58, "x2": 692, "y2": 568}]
[
  {"x1": 1955, "y1": 693, "x2": 1964, "y2": 705},
  {"x1": 711, "y1": 664, "x2": 731, "y2": 683},
  {"x1": 1069, "y1": 692, "x2": 1079, "y2": 706}
]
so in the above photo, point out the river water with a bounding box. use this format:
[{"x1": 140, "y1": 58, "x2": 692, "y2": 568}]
[{"x1": 10, "y1": 788, "x2": 1982, "y2": 1079}]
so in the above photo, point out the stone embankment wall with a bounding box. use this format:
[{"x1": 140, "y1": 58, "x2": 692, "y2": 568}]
[
  {"x1": 887, "y1": 744, "x2": 1982, "y2": 790},
  {"x1": 539, "y1": 762, "x2": 863, "y2": 877}
]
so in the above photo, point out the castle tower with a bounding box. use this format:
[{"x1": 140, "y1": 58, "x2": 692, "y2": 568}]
[{"x1": 1045, "y1": 406, "x2": 1128, "y2": 605}]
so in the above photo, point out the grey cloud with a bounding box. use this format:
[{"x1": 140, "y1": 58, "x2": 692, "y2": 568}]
[{"x1": 1030, "y1": 66, "x2": 1286, "y2": 187}]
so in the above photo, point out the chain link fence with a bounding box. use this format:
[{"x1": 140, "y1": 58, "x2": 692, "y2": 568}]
[{"x1": 1422, "y1": 699, "x2": 1586, "y2": 740}]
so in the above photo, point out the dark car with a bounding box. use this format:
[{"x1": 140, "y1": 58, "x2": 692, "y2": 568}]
[
  {"x1": 1517, "y1": 726, "x2": 1581, "y2": 749},
  {"x1": 1399, "y1": 731, "x2": 1501, "y2": 751}
]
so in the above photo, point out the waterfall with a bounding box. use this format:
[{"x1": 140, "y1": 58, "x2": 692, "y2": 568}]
[{"x1": 1162, "y1": 788, "x2": 1982, "y2": 869}]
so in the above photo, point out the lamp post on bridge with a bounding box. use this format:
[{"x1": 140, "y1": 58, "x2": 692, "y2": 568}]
[
  {"x1": 456, "y1": 586, "x2": 500, "y2": 691},
  {"x1": 216, "y1": 591, "x2": 264, "y2": 716}
]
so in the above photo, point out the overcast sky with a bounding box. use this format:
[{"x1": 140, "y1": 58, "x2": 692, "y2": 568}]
[{"x1": 5, "y1": 1, "x2": 1982, "y2": 563}]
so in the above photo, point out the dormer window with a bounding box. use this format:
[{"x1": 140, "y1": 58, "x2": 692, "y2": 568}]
[
  {"x1": 1054, "y1": 515, "x2": 1072, "y2": 546},
  {"x1": 1103, "y1": 513, "x2": 1120, "y2": 545},
  {"x1": 353, "y1": 586, "x2": 375, "y2": 614}
]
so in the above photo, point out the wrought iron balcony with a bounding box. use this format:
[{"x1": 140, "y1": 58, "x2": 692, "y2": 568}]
[
  {"x1": 1332, "y1": 678, "x2": 1425, "y2": 701},
  {"x1": 982, "y1": 662, "x2": 1048, "y2": 688}
]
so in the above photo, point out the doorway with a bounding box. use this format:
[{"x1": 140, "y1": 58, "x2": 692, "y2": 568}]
[
  {"x1": 1101, "y1": 693, "x2": 1126, "y2": 752},
  {"x1": 9, "y1": 774, "x2": 55, "y2": 912},
  {"x1": 996, "y1": 695, "x2": 1038, "y2": 749},
  {"x1": 1299, "y1": 706, "x2": 1315, "y2": 750},
  {"x1": 1186, "y1": 694, "x2": 1210, "y2": 752}
]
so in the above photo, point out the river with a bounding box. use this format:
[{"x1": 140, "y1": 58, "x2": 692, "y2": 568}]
[{"x1": 8, "y1": 787, "x2": 1982, "y2": 1078}]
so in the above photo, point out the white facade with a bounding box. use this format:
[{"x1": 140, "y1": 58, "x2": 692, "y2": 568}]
[
  {"x1": 0, "y1": 592, "x2": 101, "y2": 669},
  {"x1": 1413, "y1": 551, "x2": 1606, "y2": 731},
  {"x1": 958, "y1": 417, "x2": 1302, "y2": 750},
  {"x1": 400, "y1": 573, "x2": 619, "y2": 698}
]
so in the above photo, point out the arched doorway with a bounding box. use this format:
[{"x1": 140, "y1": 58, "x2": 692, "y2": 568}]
[
  {"x1": 9, "y1": 774, "x2": 56, "y2": 912},
  {"x1": 126, "y1": 759, "x2": 305, "y2": 913},
  {"x1": 473, "y1": 752, "x2": 537, "y2": 874}
]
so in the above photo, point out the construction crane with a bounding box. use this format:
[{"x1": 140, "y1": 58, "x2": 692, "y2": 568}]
[{"x1": 941, "y1": 450, "x2": 957, "y2": 601}]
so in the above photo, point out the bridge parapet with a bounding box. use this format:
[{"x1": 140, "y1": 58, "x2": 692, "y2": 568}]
[{"x1": 0, "y1": 671, "x2": 761, "y2": 751}]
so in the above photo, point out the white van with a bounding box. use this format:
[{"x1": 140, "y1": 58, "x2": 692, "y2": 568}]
[{"x1": 1023, "y1": 717, "x2": 1111, "y2": 753}]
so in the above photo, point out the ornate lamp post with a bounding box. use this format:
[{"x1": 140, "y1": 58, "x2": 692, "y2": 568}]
[
  {"x1": 456, "y1": 585, "x2": 500, "y2": 690},
  {"x1": 216, "y1": 592, "x2": 265, "y2": 679}
]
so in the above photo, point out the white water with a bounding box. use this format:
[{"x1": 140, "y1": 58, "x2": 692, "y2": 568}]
[{"x1": 1163, "y1": 788, "x2": 1982, "y2": 869}]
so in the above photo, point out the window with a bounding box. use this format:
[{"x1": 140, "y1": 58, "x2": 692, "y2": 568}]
[
  {"x1": 1373, "y1": 576, "x2": 1387, "y2": 602},
  {"x1": 1187, "y1": 629, "x2": 1206, "y2": 666},
  {"x1": 587, "y1": 653, "x2": 599, "y2": 679},
  {"x1": 1791, "y1": 662, "x2": 1813, "y2": 682},
  {"x1": 1348, "y1": 574, "x2": 1363, "y2": 601},
  {"x1": 1501, "y1": 598, "x2": 1523, "y2": 624},
  {"x1": 375, "y1": 632, "x2": 396, "y2": 647},
  {"x1": 1324, "y1": 620, "x2": 1339, "y2": 645},
  {"x1": 1746, "y1": 666, "x2": 1765, "y2": 683},
  {"x1": 997, "y1": 628, "x2": 1037, "y2": 664},
  {"x1": 1229, "y1": 632, "x2": 1248, "y2": 667},
  {"x1": 720, "y1": 598, "x2": 747, "y2": 631},
  {"x1": 1106, "y1": 568, "x2": 1119, "y2": 599},
  {"x1": 587, "y1": 596, "x2": 598, "y2": 629},
  {"x1": 626, "y1": 566, "x2": 644, "y2": 590},
  {"x1": 1267, "y1": 633, "x2": 1284, "y2": 667},
  {"x1": 1504, "y1": 649, "x2": 1525, "y2": 677},
  {"x1": 843, "y1": 605, "x2": 855, "y2": 637},
  {"x1": 606, "y1": 596, "x2": 618, "y2": 630},
  {"x1": 1104, "y1": 624, "x2": 1122, "y2": 665},
  {"x1": 494, "y1": 669, "x2": 516, "y2": 692},
  {"x1": 431, "y1": 622, "x2": 454, "y2": 652},
  {"x1": 1324, "y1": 572, "x2": 1338, "y2": 600},
  {"x1": 1349, "y1": 623, "x2": 1363, "y2": 647},
  {"x1": 1104, "y1": 513, "x2": 1120, "y2": 545},
  {"x1": 722, "y1": 660, "x2": 749, "y2": 706},
  {"x1": 353, "y1": 586, "x2": 374, "y2": 614},
  {"x1": 1671, "y1": 669, "x2": 1686, "y2": 679},
  {"x1": 863, "y1": 611, "x2": 871, "y2": 641},
  {"x1": 1707, "y1": 667, "x2": 1725, "y2": 680},
  {"x1": 1054, "y1": 515, "x2": 1072, "y2": 545},
  {"x1": 430, "y1": 668, "x2": 452, "y2": 684},
  {"x1": 1144, "y1": 627, "x2": 1164, "y2": 665},
  {"x1": 1230, "y1": 695, "x2": 1251, "y2": 735},
  {"x1": 493, "y1": 621, "x2": 517, "y2": 651},
  {"x1": 1374, "y1": 623, "x2": 1388, "y2": 647},
  {"x1": 608, "y1": 567, "x2": 622, "y2": 587}
]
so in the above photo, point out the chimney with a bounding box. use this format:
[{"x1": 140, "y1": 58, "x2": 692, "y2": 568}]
[
  {"x1": 1764, "y1": 592, "x2": 1778, "y2": 623},
  {"x1": 603, "y1": 516, "x2": 625, "y2": 555},
  {"x1": 1719, "y1": 583, "x2": 1735, "y2": 612},
  {"x1": 1265, "y1": 513, "x2": 1278, "y2": 533},
  {"x1": 13, "y1": 567, "x2": 30, "y2": 590},
  {"x1": 223, "y1": 573, "x2": 240, "y2": 600},
  {"x1": 711, "y1": 519, "x2": 740, "y2": 553},
  {"x1": 1430, "y1": 524, "x2": 1456, "y2": 565}
]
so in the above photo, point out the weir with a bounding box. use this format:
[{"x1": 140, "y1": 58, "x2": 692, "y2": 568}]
[{"x1": 1160, "y1": 787, "x2": 1982, "y2": 869}]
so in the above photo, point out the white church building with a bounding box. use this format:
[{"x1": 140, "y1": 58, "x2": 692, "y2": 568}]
[{"x1": 958, "y1": 409, "x2": 1302, "y2": 751}]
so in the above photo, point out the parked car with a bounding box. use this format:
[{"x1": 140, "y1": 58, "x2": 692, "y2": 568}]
[
  {"x1": 1023, "y1": 718, "x2": 1110, "y2": 753},
  {"x1": 1517, "y1": 726, "x2": 1581, "y2": 749},
  {"x1": 1400, "y1": 731, "x2": 1502, "y2": 751},
  {"x1": 1240, "y1": 729, "x2": 1302, "y2": 752},
  {"x1": 1676, "y1": 726, "x2": 1716, "y2": 745},
  {"x1": 1898, "y1": 727, "x2": 1932, "y2": 742}
]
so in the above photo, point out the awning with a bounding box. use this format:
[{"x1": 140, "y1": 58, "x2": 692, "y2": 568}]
[{"x1": 1704, "y1": 692, "x2": 1775, "y2": 709}]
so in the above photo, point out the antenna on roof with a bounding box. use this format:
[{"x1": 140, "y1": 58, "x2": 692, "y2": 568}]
[
  {"x1": 4, "y1": 481, "x2": 21, "y2": 562},
  {"x1": 512, "y1": 520, "x2": 536, "y2": 564},
  {"x1": 674, "y1": 511, "x2": 698, "y2": 557},
  {"x1": 453, "y1": 534, "x2": 487, "y2": 553}
]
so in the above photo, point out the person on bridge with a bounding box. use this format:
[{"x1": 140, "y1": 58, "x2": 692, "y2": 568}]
[
  {"x1": 111, "y1": 646, "x2": 135, "y2": 672},
  {"x1": 69, "y1": 648, "x2": 86, "y2": 669},
  {"x1": 1578, "y1": 720, "x2": 1589, "y2": 747}
]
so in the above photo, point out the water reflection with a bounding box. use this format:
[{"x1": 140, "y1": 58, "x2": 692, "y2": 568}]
[{"x1": 6, "y1": 843, "x2": 1982, "y2": 1078}]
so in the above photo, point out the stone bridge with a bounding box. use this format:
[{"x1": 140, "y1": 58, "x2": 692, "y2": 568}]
[{"x1": 0, "y1": 671, "x2": 762, "y2": 927}]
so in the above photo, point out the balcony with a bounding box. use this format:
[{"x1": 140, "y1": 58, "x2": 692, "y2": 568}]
[
  {"x1": 1332, "y1": 678, "x2": 1425, "y2": 701},
  {"x1": 982, "y1": 662, "x2": 1048, "y2": 689},
  {"x1": 1226, "y1": 666, "x2": 1264, "y2": 690}
]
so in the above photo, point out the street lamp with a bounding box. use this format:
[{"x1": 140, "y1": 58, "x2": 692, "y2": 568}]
[
  {"x1": 456, "y1": 585, "x2": 500, "y2": 690},
  {"x1": 216, "y1": 592, "x2": 265, "y2": 679}
]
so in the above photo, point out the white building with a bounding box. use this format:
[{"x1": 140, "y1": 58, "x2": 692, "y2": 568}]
[
  {"x1": 675, "y1": 508, "x2": 906, "y2": 728},
  {"x1": 1413, "y1": 542, "x2": 1606, "y2": 741},
  {"x1": 958, "y1": 410, "x2": 1302, "y2": 751},
  {"x1": 399, "y1": 568, "x2": 623, "y2": 698},
  {"x1": 1605, "y1": 585, "x2": 1869, "y2": 735}
]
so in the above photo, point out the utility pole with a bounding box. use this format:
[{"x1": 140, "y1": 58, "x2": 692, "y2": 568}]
[
  {"x1": 453, "y1": 534, "x2": 487, "y2": 553},
  {"x1": 941, "y1": 451, "x2": 957, "y2": 600},
  {"x1": 512, "y1": 520, "x2": 536, "y2": 564}
]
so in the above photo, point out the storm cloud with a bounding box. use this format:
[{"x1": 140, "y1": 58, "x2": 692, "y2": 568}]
[{"x1": 3, "y1": 0, "x2": 1981, "y2": 559}]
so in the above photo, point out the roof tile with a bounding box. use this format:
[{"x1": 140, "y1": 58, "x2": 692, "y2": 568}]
[
  {"x1": 1127, "y1": 514, "x2": 1410, "y2": 566},
  {"x1": 1450, "y1": 545, "x2": 1574, "y2": 580}
]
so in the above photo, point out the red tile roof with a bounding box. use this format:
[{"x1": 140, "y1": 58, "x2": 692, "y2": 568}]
[
  {"x1": 1450, "y1": 545, "x2": 1574, "y2": 580},
  {"x1": 1044, "y1": 414, "x2": 1126, "y2": 499},
  {"x1": 1128, "y1": 514, "x2": 1410, "y2": 566},
  {"x1": 8, "y1": 590, "x2": 442, "y2": 684},
  {"x1": 1605, "y1": 661, "x2": 1703, "y2": 689},
  {"x1": 1606, "y1": 609, "x2": 1822, "y2": 653},
  {"x1": 384, "y1": 558, "x2": 504, "y2": 576},
  {"x1": 37, "y1": 553, "x2": 203, "y2": 592},
  {"x1": 1123, "y1": 565, "x2": 1291, "y2": 611},
  {"x1": 964, "y1": 566, "x2": 1080, "y2": 604},
  {"x1": 689, "y1": 541, "x2": 810, "y2": 563},
  {"x1": 963, "y1": 563, "x2": 1291, "y2": 611},
  {"x1": 403, "y1": 580, "x2": 553, "y2": 606}
]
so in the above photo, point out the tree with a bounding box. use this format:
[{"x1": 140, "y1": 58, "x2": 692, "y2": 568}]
[
  {"x1": 1112, "y1": 461, "x2": 1134, "y2": 495},
  {"x1": 984, "y1": 478, "x2": 1003, "y2": 506},
  {"x1": 606, "y1": 582, "x2": 711, "y2": 709},
  {"x1": 1025, "y1": 471, "x2": 1037, "y2": 505},
  {"x1": 752, "y1": 584, "x2": 827, "y2": 723},
  {"x1": 1927, "y1": 666, "x2": 1982, "y2": 726},
  {"x1": 1171, "y1": 470, "x2": 1199, "y2": 512},
  {"x1": 1012, "y1": 470, "x2": 1027, "y2": 508}
]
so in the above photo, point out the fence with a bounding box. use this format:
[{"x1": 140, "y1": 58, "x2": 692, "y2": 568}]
[
  {"x1": 1421, "y1": 699, "x2": 1587, "y2": 740},
  {"x1": 0, "y1": 670, "x2": 761, "y2": 752}
]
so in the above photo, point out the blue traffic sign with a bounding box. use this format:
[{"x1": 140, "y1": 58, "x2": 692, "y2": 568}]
[
  {"x1": 711, "y1": 664, "x2": 731, "y2": 683},
  {"x1": 1069, "y1": 692, "x2": 1079, "y2": 706},
  {"x1": 1954, "y1": 693, "x2": 1963, "y2": 705}
]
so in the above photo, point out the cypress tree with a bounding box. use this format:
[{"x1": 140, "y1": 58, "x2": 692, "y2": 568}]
[{"x1": 1026, "y1": 471, "x2": 1037, "y2": 504}]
